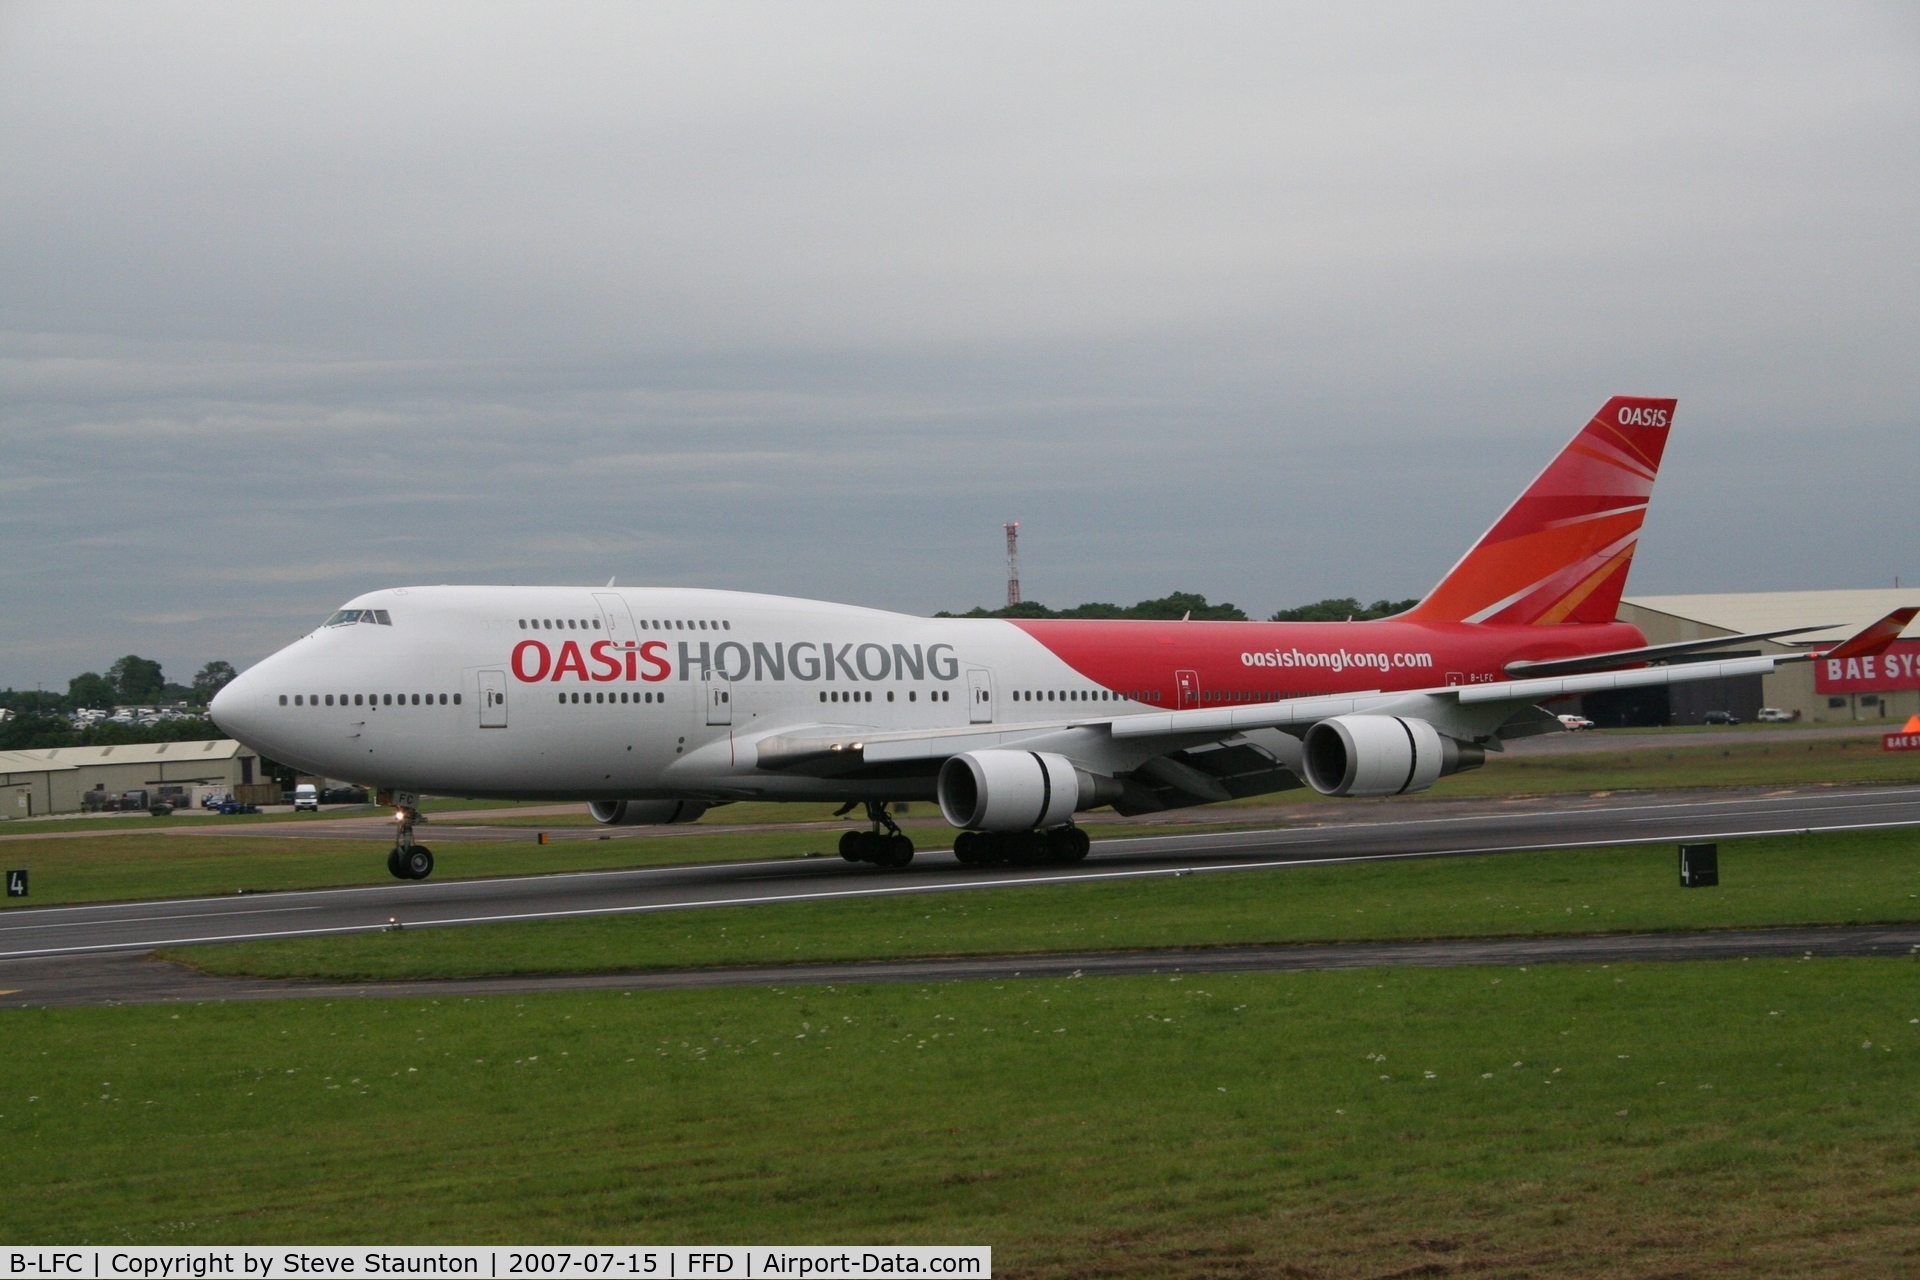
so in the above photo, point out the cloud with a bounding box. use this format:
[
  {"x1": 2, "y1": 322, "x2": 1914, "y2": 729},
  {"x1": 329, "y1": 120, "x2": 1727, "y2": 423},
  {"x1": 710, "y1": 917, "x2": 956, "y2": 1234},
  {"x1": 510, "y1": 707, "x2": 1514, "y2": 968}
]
[{"x1": 1, "y1": 2, "x2": 1917, "y2": 684}]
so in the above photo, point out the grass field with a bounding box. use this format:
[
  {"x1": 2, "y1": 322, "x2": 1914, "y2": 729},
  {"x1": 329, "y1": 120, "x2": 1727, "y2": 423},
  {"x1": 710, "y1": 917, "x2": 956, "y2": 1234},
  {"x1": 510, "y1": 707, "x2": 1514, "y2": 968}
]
[
  {"x1": 1423, "y1": 734, "x2": 1920, "y2": 796},
  {"x1": 7, "y1": 959, "x2": 1920, "y2": 1276},
  {"x1": 165, "y1": 827, "x2": 1920, "y2": 981}
]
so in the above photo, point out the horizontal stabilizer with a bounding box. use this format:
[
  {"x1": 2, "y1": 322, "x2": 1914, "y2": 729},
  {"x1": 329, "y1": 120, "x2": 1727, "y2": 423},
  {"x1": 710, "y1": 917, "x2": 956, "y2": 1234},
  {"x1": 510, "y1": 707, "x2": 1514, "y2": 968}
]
[{"x1": 1818, "y1": 607, "x2": 1919, "y2": 662}]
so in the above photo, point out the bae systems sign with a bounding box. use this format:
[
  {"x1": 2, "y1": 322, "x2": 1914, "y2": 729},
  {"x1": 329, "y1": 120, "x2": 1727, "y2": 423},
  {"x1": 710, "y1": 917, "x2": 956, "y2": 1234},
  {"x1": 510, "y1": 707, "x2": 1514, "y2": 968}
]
[
  {"x1": 510, "y1": 639, "x2": 963, "y2": 684},
  {"x1": 1813, "y1": 640, "x2": 1920, "y2": 694}
]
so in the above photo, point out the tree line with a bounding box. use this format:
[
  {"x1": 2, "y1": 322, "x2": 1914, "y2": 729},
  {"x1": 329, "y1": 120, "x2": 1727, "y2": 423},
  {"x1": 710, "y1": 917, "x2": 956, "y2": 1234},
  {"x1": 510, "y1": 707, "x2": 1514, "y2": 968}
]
[
  {"x1": 941, "y1": 593, "x2": 1421, "y2": 622},
  {"x1": 0, "y1": 655, "x2": 236, "y2": 751}
]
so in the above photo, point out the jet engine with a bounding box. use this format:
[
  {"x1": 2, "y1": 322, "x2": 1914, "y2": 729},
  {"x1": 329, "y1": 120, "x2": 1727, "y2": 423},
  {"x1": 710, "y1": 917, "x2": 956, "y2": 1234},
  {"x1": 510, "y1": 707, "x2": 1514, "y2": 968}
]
[
  {"x1": 589, "y1": 800, "x2": 710, "y2": 825},
  {"x1": 938, "y1": 750, "x2": 1116, "y2": 831},
  {"x1": 1300, "y1": 714, "x2": 1484, "y2": 797}
]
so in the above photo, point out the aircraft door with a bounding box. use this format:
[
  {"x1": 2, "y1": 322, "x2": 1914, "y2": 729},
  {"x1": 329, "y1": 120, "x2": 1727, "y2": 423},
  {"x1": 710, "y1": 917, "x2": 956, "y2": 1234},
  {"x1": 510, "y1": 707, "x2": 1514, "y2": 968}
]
[
  {"x1": 593, "y1": 593, "x2": 638, "y2": 645},
  {"x1": 1175, "y1": 669, "x2": 1200, "y2": 710},
  {"x1": 478, "y1": 670, "x2": 508, "y2": 728},
  {"x1": 967, "y1": 669, "x2": 994, "y2": 724},
  {"x1": 705, "y1": 675, "x2": 733, "y2": 726}
]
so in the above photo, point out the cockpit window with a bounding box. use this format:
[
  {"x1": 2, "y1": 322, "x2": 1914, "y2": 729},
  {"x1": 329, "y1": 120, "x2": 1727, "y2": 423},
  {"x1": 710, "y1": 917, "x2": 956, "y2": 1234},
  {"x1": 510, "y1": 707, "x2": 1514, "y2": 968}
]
[{"x1": 323, "y1": 609, "x2": 393, "y2": 627}]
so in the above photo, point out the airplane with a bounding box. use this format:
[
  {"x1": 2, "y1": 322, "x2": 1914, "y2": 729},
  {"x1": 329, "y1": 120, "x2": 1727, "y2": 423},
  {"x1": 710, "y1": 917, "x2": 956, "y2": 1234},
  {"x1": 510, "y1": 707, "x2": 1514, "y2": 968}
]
[{"x1": 209, "y1": 397, "x2": 1917, "y2": 880}]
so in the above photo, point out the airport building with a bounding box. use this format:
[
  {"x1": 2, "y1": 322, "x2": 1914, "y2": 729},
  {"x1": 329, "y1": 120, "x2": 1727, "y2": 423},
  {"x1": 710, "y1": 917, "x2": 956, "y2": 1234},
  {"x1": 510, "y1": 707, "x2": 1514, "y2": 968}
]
[
  {"x1": 1580, "y1": 589, "x2": 1920, "y2": 728},
  {"x1": 0, "y1": 739, "x2": 263, "y2": 819}
]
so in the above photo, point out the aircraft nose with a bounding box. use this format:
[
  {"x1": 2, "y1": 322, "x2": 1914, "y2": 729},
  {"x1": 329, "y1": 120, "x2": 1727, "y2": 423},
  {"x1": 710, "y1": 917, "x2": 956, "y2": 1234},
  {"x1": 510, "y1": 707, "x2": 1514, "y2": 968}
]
[{"x1": 208, "y1": 670, "x2": 259, "y2": 742}]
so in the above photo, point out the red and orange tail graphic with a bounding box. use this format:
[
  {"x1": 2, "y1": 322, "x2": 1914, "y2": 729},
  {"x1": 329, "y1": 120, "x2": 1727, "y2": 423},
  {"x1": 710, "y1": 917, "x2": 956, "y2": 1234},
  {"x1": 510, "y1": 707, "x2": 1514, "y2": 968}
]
[
  {"x1": 1821, "y1": 607, "x2": 1919, "y2": 661},
  {"x1": 1405, "y1": 396, "x2": 1675, "y2": 627}
]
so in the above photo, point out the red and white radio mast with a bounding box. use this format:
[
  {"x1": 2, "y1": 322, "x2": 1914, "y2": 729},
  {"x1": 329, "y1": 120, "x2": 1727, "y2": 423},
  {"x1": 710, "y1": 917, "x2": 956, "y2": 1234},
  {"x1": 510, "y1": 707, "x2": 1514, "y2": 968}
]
[{"x1": 1004, "y1": 521, "x2": 1021, "y2": 607}]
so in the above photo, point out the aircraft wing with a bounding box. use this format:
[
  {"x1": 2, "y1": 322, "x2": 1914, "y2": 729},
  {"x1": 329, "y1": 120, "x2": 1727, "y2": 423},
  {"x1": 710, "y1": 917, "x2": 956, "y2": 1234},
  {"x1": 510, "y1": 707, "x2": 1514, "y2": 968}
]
[
  {"x1": 749, "y1": 610, "x2": 1915, "y2": 777},
  {"x1": 751, "y1": 652, "x2": 1784, "y2": 776},
  {"x1": 1501, "y1": 624, "x2": 1834, "y2": 678}
]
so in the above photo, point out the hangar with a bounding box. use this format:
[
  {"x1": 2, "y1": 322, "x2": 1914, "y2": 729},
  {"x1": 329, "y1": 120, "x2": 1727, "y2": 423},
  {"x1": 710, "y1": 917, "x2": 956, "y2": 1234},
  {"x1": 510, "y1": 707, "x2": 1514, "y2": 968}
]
[
  {"x1": 0, "y1": 739, "x2": 263, "y2": 819},
  {"x1": 1579, "y1": 589, "x2": 1920, "y2": 727}
]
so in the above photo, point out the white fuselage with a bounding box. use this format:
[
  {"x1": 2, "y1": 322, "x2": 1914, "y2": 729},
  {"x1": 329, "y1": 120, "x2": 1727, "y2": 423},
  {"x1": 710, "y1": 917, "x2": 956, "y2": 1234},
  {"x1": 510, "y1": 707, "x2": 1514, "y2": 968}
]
[{"x1": 209, "y1": 585, "x2": 1155, "y2": 803}]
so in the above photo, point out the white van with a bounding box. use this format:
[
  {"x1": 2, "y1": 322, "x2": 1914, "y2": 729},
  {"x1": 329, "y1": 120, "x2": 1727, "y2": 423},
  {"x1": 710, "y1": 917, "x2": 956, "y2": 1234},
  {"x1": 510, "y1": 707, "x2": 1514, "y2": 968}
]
[{"x1": 293, "y1": 783, "x2": 320, "y2": 812}]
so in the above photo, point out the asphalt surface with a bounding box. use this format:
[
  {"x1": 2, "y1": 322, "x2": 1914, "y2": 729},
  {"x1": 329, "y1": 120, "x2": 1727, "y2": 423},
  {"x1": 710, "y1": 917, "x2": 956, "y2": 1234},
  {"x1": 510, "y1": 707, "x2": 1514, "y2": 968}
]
[
  {"x1": 3, "y1": 924, "x2": 1917, "y2": 1009},
  {"x1": 3, "y1": 784, "x2": 1917, "y2": 966}
]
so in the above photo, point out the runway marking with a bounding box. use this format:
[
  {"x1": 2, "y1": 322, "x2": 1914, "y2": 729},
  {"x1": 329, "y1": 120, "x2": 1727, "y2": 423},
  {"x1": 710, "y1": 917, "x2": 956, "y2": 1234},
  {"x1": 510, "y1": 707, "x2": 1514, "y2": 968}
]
[
  {"x1": 0, "y1": 903, "x2": 330, "y2": 936},
  {"x1": 0, "y1": 854, "x2": 820, "y2": 916},
  {"x1": 8, "y1": 814, "x2": 1920, "y2": 961}
]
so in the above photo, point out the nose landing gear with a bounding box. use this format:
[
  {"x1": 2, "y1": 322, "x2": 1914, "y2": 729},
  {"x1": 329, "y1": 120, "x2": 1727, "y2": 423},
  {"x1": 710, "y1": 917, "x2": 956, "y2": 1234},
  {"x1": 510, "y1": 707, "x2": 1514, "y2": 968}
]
[
  {"x1": 838, "y1": 801, "x2": 915, "y2": 868},
  {"x1": 387, "y1": 795, "x2": 434, "y2": 880}
]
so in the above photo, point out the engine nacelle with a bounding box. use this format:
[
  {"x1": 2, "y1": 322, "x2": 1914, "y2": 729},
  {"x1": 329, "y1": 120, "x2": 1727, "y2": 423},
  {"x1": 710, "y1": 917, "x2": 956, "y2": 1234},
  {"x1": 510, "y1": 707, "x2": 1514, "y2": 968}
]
[
  {"x1": 1300, "y1": 714, "x2": 1483, "y2": 797},
  {"x1": 589, "y1": 800, "x2": 710, "y2": 825},
  {"x1": 938, "y1": 750, "x2": 1094, "y2": 831}
]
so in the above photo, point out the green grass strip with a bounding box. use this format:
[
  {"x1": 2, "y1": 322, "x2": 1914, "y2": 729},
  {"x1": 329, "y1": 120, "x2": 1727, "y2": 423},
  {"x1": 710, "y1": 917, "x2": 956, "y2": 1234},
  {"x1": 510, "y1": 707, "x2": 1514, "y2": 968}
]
[{"x1": 165, "y1": 828, "x2": 1920, "y2": 982}]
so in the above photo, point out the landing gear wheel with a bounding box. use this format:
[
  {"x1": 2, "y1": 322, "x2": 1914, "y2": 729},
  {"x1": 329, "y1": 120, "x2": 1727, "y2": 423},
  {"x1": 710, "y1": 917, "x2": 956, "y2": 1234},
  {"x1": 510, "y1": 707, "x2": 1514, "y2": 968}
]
[
  {"x1": 881, "y1": 833, "x2": 916, "y2": 868},
  {"x1": 952, "y1": 831, "x2": 982, "y2": 866},
  {"x1": 401, "y1": 845, "x2": 434, "y2": 880},
  {"x1": 387, "y1": 847, "x2": 406, "y2": 879},
  {"x1": 841, "y1": 801, "x2": 915, "y2": 869},
  {"x1": 1047, "y1": 826, "x2": 1091, "y2": 863}
]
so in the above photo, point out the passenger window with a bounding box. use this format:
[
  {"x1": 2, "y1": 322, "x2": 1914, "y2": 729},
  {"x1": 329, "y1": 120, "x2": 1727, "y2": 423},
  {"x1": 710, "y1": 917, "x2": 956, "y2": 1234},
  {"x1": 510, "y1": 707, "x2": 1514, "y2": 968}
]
[
  {"x1": 453, "y1": 694, "x2": 461, "y2": 705},
  {"x1": 722, "y1": 621, "x2": 731, "y2": 630},
  {"x1": 382, "y1": 694, "x2": 392, "y2": 705},
  {"x1": 279, "y1": 695, "x2": 288, "y2": 706},
  {"x1": 294, "y1": 695, "x2": 303, "y2": 706},
  {"x1": 557, "y1": 693, "x2": 565, "y2": 704},
  {"x1": 592, "y1": 619, "x2": 601, "y2": 629},
  {"x1": 325, "y1": 695, "x2": 334, "y2": 706},
  {"x1": 519, "y1": 620, "x2": 526, "y2": 629}
]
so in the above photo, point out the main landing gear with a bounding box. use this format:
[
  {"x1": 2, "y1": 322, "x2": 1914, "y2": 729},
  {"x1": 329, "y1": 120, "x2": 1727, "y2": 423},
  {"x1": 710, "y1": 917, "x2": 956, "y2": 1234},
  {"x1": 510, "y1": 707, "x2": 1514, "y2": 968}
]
[
  {"x1": 387, "y1": 796, "x2": 434, "y2": 880},
  {"x1": 952, "y1": 825, "x2": 1091, "y2": 867},
  {"x1": 838, "y1": 801, "x2": 915, "y2": 868}
]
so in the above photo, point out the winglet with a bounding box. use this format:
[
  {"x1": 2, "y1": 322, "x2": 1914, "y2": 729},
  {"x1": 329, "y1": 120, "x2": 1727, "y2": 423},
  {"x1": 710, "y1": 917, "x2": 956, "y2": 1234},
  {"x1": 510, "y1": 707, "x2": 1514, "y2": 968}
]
[{"x1": 1820, "y1": 607, "x2": 1919, "y2": 661}]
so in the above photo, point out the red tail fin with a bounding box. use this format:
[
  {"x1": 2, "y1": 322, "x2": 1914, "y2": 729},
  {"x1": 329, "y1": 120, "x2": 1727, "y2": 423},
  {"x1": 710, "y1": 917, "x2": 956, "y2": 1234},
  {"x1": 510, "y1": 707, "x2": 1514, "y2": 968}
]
[{"x1": 1406, "y1": 397, "x2": 1675, "y2": 626}]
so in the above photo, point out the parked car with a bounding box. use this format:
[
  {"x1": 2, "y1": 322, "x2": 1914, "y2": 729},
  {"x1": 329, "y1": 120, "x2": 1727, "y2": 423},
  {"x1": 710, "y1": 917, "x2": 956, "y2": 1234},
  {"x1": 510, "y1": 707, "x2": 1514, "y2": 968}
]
[
  {"x1": 1756, "y1": 707, "x2": 1797, "y2": 722},
  {"x1": 1703, "y1": 710, "x2": 1741, "y2": 725},
  {"x1": 1556, "y1": 714, "x2": 1596, "y2": 731},
  {"x1": 212, "y1": 801, "x2": 260, "y2": 815},
  {"x1": 292, "y1": 783, "x2": 320, "y2": 812},
  {"x1": 200, "y1": 791, "x2": 234, "y2": 810}
]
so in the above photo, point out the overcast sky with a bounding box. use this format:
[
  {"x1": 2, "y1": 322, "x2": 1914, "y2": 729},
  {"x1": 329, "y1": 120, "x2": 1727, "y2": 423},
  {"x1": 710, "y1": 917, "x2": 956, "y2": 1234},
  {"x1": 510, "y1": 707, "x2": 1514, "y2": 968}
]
[{"x1": 3, "y1": 2, "x2": 1918, "y2": 690}]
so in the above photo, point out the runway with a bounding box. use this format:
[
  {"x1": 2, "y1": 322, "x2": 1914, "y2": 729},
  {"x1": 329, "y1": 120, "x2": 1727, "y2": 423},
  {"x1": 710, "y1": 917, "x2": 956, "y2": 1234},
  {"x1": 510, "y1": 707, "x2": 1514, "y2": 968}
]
[
  {"x1": 4, "y1": 922, "x2": 1918, "y2": 1008},
  {"x1": 3, "y1": 784, "x2": 1917, "y2": 964}
]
